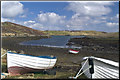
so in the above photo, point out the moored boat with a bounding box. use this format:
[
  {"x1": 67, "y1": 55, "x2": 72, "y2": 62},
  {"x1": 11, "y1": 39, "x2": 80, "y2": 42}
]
[
  {"x1": 7, "y1": 51, "x2": 57, "y2": 76},
  {"x1": 69, "y1": 49, "x2": 79, "y2": 54}
]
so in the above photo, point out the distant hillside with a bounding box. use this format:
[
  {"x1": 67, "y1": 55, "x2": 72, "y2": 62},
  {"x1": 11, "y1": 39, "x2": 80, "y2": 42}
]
[
  {"x1": 1, "y1": 22, "x2": 119, "y2": 38},
  {"x1": 1, "y1": 22, "x2": 45, "y2": 37},
  {"x1": 43, "y1": 30, "x2": 119, "y2": 38}
]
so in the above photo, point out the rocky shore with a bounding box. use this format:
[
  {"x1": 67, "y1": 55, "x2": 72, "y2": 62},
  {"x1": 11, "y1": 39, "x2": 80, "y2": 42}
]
[
  {"x1": 67, "y1": 37, "x2": 119, "y2": 55},
  {"x1": 1, "y1": 36, "x2": 119, "y2": 79}
]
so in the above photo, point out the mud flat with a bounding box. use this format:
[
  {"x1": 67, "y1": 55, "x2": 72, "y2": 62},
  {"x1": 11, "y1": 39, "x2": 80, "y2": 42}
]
[{"x1": 1, "y1": 36, "x2": 119, "y2": 79}]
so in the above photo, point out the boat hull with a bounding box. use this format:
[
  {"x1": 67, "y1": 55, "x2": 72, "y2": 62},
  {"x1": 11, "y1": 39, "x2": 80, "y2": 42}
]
[
  {"x1": 81, "y1": 57, "x2": 119, "y2": 79},
  {"x1": 7, "y1": 51, "x2": 57, "y2": 76},
  {"x1": 8, "y1": 66, "x2": 47, "y2": 76},
  {"x1": 69, "y1": 49, "x2": 79, "y2": 54}
]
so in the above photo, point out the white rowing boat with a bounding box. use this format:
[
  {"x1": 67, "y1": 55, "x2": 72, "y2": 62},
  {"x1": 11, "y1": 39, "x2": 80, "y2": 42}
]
[
  {"x1": 69, "y1": 56, "x2": 119, "y2": 79},
  {"x1": 7, "y1": 51, "x2": 57, "y2": 76}
]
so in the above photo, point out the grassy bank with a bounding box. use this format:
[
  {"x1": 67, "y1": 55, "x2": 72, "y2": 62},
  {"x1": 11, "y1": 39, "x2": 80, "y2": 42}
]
[{"x1": 42, "y1": 30, "x2": 119, "y2": 38}]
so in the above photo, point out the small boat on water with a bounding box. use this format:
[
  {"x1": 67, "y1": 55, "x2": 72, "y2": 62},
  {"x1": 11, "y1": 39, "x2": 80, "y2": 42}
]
[
  {"x1": 69, "y1": 56, "x2": 119, "y2": 79},
  {"x1": 7, "y1": 51, "x2": 57, "y2": 76},
  {"x1": 69, "y1": 49, "x2": 79, "y2": 54}
]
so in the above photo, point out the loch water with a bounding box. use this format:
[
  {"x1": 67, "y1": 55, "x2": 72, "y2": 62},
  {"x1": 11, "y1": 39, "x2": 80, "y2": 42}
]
[{"x1": 20, "y1": 35, "x2": 85, "y2": 48}]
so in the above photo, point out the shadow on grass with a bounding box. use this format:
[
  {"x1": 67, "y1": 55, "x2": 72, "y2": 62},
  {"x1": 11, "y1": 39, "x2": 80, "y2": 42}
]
[{"x1": 2, "y1": 63, "x2": 8, "y2": 73}]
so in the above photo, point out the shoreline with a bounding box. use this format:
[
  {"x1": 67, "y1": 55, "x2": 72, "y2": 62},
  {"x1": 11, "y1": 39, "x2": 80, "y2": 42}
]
[
  {"x1": 1, "y1": 36, "x2": 119, "y2": 79},
  {"x1": 2, "y1": 36, "x2": 119, "y2": 63}
]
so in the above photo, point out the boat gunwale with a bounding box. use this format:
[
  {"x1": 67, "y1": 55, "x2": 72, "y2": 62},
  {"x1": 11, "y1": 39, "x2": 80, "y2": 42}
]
[
  {"x1": 82, "y1": 56, "x2": 119, "y2": 68},
  {"x1": 7, "y1": 51, "x2": 57, "y2": 59}
]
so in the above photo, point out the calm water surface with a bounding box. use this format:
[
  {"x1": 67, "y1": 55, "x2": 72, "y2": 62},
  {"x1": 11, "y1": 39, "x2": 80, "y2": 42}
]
[{"x1": 20, "y1": 35, "x2": 84, "y2": 48}]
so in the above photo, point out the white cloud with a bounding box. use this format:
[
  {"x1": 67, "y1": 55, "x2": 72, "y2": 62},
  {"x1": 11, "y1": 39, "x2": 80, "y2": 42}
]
[
  {"x1": 23, "y1": 20, "x2": 44, "y2": 30},
  {"x1": 64, "y1": 1, "x2": 118, "y2": 31},
  {"x1": 37, "y1": 12, "x2": 66, "y2": 25},
  {"x1": 24, "y1": 20, "x2": 36, "y2": 25},
  {"x1": 1, "y1": 17, "x2": 15, "y2": 22},
  {"x1": 106, "y1": 22, "x2": 119, "y2": 27},
  {"x1": 29, "y1": 23, "x2": 44, "y2": 30},
  {"x1": 19, "y1": 14, "x2": 27, "y2": 18},
  {"x1": 65, "y1": 13, "x2": 108, "y2": 30},
  {"x1": 66, "y1": 14, "x2": 90, "y2": 30},
  {"x1": 110, "y1": 14, "x2": 119, "y2": 22},
  {"x1": 116, "y1": 14, "x2": 119, "y2": 18},
  {"x1": 67, "y1": 1, "x2": 113, "y2": 17},
  {"x1": 1, "y1": 1, "x2": 118, "y2": 32},
  {"x1": 1, "y1": 1, "x2": 24, "y2": 18},
  {"x1": 36, "y1": 12, "x2": 67, "y2": 30}
]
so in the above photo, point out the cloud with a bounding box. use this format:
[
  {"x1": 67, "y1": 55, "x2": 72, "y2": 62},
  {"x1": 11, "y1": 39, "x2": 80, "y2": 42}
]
[
  {"x1": 1, "y1": 17, "x2": 15, "y2": 22},
  {"x1": 110, "y1": 14, "x2": 119, "y2": 22},
  {"x1": 1, "y1": 1, "x2": 118, "y2": 32},
  {"x1": 23, "y1": 20, "x2": 44, "y2": 30},
  {"x1": 64, "y1": 1, "x2": 118, "y2": 31},
  {"x1": 37, "y1": 12, "x2": 66, "y2": 25},
  {"x1": 36, "y1": 12, "x2": 67, "y2": 30},
  {"x1": 35, "y1": 1, "x2": 117, "y2": 31},
  {"x1": 29, "y1": 23, "x2": 44, "y2": 30},
  {"x1": 106, "y1": 22, "x2": 119, "y2": 27},
  {"x1": 24, "y1": 20, "x2": 36, "y2": 25},
  {"x1": 66, "y1": 1, "x2": 113, "y2": 17},
  {"x1": 19, "y1": 14, "x2": 27, "y2": 18},
  {"x1": 116, "y1": 14, "x2": 119, "y2": 18},
  {"x1": 1, "y1": 1, "x2": 24, "y2": 18},
  {"x1": 65, "y1": 14, "x2": 90, "y2": 30},
  {"x1": 65, "y1": 13, "x2": 108, "y2": 30}
]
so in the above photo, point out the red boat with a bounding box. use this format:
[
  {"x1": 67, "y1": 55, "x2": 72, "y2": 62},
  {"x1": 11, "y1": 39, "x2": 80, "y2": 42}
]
[{"x1": 69, "y1": 49, "x2": 79, "y2": 54}]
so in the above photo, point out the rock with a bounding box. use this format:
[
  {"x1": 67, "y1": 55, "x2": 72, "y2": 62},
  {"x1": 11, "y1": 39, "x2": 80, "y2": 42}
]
[{"x1": 44, "y1": 69, "x2": 56, "y2": 75}]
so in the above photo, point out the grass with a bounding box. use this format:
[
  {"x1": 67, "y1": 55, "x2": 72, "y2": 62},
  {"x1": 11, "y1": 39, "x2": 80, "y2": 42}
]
[
  {"x1": 1, "y1": 63, "x2": 7, "y2": 73},
  {"x1": 42, "y1": 30, "x2": 119, "y2": 38},
  {"x1": 4, "y1": 71, "x2": 87, "y2": 79}
]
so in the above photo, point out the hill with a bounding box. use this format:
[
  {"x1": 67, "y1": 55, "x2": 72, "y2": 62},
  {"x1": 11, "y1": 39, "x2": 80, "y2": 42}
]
[
  {"x1": 1, "y1": 22, "x2": 45, "y2": 37},
  {"x1": 1, "y1": 22, "x2": 119, "y2": 38},
  {"x1": 43, "y1": 30, "x2": 119, "y2": 38}
]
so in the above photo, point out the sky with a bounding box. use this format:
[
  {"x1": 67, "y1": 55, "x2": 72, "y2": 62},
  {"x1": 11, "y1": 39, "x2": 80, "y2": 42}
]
[{"x1": 1, "y1": 1, "x2": 119, "y2": 32}]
